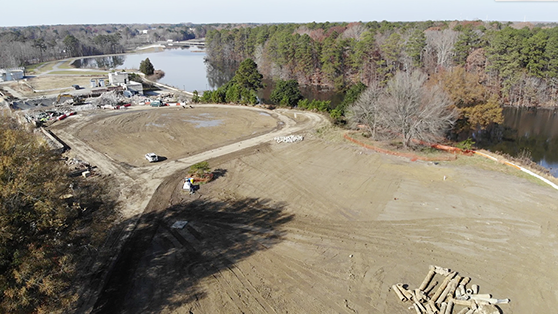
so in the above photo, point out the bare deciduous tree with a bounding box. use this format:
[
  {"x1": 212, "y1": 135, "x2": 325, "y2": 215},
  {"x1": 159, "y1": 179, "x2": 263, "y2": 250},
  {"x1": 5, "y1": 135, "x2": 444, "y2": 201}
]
[
  {"x1": 347, "y1": 81, "x2": 384, "y2": 140},
  {"x1": 341, "y1": 23, "x2": 367, "y2": 40},
  {"x1": 404, "y1": 83, "x2": 457, "y2": 146},
  {"x1": 348, "y1": 70, "x2": 457, "y2": 147},
  {"x1": 425, "y1": 29, "x2": 459, "y2": 70}
]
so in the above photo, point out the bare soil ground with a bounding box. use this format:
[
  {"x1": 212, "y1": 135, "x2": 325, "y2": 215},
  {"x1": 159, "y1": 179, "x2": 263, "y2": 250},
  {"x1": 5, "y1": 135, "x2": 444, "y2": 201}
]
[
  {"x1": 49, "y1": 105, "x2": 558, "y2": 314},
  {"x1": 68, "y1": 106, "x2": 278, "y2": 167},
  {"x1": 7, "y1": 76, "x2": 101, "y2": 97}
]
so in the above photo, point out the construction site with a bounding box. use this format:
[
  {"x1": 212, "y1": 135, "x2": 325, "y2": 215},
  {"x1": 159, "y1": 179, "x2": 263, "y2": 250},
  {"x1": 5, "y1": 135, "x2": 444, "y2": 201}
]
[{"x1": 1, "y1": 78, "x2": 558, "y2": 313}]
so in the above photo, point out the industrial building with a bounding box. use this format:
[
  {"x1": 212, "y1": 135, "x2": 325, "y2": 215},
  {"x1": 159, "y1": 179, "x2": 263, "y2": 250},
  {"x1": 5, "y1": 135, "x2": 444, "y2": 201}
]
[
  {"x1": 0, "y1": 68, "x2": 24, "y2": 82},
  {"x1": 108, "y1": 71, "x2": 143, "y2": 96}
]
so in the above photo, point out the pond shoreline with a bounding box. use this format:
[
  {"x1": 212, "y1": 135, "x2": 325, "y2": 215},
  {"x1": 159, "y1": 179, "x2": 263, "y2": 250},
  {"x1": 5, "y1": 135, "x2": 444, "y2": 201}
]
[{"x1": 478, "y1": 106, "x2": 558, "y2": 177}]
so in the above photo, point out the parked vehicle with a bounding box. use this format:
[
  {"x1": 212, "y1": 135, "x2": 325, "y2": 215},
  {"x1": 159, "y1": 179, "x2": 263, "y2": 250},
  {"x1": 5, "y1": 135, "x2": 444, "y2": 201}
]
[
  {"x1": 145, "y1": 153, "x2": 159, "y2": 162},
  {"x1": 149, "y1": 100, "x2": 163, "y2": 107}
]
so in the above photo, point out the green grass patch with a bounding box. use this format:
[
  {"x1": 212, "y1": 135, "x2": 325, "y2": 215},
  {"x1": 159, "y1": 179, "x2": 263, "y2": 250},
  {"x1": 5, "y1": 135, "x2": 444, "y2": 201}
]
[
  {"x1": 57, "y1": 60, "x2": 75, "y2": 69},
  {"x1": 132, "y1": 47, "x2": 164, "y2": 54},
  {"x1": 26, "y1": 61, "x2": 56, "y2": 74},
  {"x1": 25, "y1": 62, "x2": 48, "y2": 73},
  {"x1": 345, "y1": 132, "x2": 557, "y2": 189},
  {"x1": 41, "y1": 63, "x2": 56, "y2": 72},
  {"x1": 315, "y1": 125, "x2": 346, "y2": 143}
]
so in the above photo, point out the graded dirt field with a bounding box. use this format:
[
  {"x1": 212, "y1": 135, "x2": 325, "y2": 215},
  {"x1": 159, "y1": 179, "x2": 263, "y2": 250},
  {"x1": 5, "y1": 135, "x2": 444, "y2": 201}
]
[
  {"x1": 49, "y1": 105, "x2": 558, "y2": 314},
  {"x1": 66, "y1": 106, "x2": 278, "y2": 166},
  {"x1": 6, "y1": 76, "x2": 101, "y2": 97}
]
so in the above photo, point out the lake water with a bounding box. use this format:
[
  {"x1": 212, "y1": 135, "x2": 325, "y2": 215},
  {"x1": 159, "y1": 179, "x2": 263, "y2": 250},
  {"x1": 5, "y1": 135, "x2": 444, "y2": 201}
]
[
  {"x1": 72, "y1": 49, "x2": 344, "y2": 104},
  {"x1": 478, "y1": 107, "x2": 558, "y2": 177},
  {"x1": 73, "y1": 50, "x2": 558, "y2": 177},
  {"x1": 72, "y1": 47, "x2": 212, "y2": 92}
]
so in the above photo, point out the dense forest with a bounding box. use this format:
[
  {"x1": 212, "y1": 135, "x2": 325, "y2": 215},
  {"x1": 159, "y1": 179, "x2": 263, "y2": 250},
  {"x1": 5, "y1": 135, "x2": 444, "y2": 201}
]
[
  {"x1": 205, "y1": 20, "x2": 558, "y2": 108},
  {"x1": 0, "y1": 23, "x2": 215, "y2": 69},
  {"x1": 0, "y1": 117, "x2": 118, "y2": 313}
]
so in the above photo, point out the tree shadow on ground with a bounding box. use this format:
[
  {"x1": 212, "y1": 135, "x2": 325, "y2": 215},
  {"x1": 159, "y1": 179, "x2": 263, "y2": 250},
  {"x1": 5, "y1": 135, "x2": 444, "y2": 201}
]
[
  {"x1": 92, "y1": 197, "x2": 293, "y2": 314},
  {"x1": 211, "y1": 168, "x2": 227, "y2": 180}
]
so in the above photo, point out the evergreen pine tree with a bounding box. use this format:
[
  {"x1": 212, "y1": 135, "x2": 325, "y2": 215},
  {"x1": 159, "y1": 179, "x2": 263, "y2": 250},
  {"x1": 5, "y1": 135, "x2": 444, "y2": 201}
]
[{"x1": 139, "y1": 58, "x2": 155, "y2": 75}]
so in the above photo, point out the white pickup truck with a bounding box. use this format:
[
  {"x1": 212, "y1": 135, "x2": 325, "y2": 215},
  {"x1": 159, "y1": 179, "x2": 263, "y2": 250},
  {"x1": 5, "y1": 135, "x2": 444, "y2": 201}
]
[{"x1": 145, "y1": 153, "x2": 159, "y2": 162}]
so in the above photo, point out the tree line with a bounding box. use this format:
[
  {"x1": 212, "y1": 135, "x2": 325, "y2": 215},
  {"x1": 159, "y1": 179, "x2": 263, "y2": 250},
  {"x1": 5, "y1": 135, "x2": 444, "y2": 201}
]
[
  {"x1": 196, "y1": 59, "x2": 332, "y2": 113},
  {"x1": 347, "y1": 71, "x2": 457, "y2": 147},
  {"x1": 205, "y1": 20, "x2": 558, "y2": 108},
  {"x1": 0, "y1": 117, "x2": 118, "y2": 313},
  {"x1": 197, "y1": 58, "x2": 458, "y2": 148},
  {"x1": 0, "y1": 23, "x2": 216, "y2": 69}
]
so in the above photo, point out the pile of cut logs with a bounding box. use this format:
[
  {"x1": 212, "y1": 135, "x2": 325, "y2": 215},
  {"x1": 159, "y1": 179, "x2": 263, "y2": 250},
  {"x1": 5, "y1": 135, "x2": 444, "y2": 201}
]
[{"x1": 392, "y1": 265, "x2": 510, "y2": 314}]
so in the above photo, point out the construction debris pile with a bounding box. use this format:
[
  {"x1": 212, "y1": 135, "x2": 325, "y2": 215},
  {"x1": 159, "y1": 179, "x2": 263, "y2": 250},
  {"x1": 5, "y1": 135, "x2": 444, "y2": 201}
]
[
  {"x1": 94, "y1": 91, "x2": 150, "y2": 109},
  {"x1": 66, "y1": 157, "x2": 96, "y2": 178},
  {"x1": 25, "y1": 109, "x2": 77, "y2": 125},
  {"x1": 153, "y1": 92, "x2": 182, "y2": 103},
  {"x1": 274, "y1": 135, "x2": 304, "y2": 143},
  {"x1": 392, "y1": 265, "x2": 510, "y2": 314},
  {"x1": 93, "y1": 90, "x2": 128, "y2": 108}
]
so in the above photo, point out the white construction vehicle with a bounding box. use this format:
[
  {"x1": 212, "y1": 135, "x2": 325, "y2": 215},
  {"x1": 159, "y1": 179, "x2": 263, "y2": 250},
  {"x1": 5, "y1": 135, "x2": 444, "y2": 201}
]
[{"x1": 145, "y1": 153, "x2": 159, "y2": 162}]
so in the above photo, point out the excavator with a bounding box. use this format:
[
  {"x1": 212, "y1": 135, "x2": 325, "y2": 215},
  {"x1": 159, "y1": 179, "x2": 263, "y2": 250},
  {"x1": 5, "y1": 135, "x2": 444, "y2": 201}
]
[{"x1": 56, "y1": 93, "x2": 84, "y2": 105}]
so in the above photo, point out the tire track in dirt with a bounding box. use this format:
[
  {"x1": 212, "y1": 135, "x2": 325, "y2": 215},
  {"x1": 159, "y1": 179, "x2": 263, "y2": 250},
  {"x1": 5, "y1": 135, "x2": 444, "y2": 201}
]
[
  {"x1": 163, "y1": 134, "x2": 558, "y2": 313},
  {"x1": 232, "y1": 243, "x2": 348, "y2": 312},
  {"x1": 159, "y1": 219, "x2": 274, "y2": 313},
  {"x1": 156, "y1": 218, "x2": 279, "y2": 314},
  {"x1": 227, "y1": 265, "x2": 279, "y2": 314},
  {"x1": 63, "y1": 106, "x2": 327, "y2": 313},
  {"x1": 233, "y1": 149, "x2": 352, "y2": 220},
  {"x1": 244, "y1": 222, "x2": 410, "y2": 313},
  {"x1": 203, "y1": 216, "x2": 392, "y2": 312}
]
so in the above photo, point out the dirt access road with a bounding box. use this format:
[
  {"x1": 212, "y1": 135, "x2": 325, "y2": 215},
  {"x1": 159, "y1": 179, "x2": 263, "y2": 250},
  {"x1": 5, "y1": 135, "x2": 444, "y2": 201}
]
[
  {"x1": 49, "y1": 104, "x2": 558, "y2": 314},
  {"x1": 48, "y1": 104, "x2": 325, "y2": 311},
  {"x1": 50, "y1": 104, "x2": 322, "y2": 219}
]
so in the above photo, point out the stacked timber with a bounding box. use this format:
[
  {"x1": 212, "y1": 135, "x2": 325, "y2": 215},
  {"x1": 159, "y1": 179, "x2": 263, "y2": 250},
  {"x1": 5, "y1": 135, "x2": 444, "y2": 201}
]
[{"x1": 391, "y1": 265, "x2": 510, "y2": 314}]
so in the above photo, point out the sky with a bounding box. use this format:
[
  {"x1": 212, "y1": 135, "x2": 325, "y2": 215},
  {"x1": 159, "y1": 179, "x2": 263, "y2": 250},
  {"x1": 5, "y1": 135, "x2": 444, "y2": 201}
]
[{"x1": 3, "y1": 0, "x2": 558, "y2": 27}]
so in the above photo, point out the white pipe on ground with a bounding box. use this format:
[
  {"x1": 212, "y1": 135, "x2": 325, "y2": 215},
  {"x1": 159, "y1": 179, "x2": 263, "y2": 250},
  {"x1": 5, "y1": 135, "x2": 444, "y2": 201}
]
[
  {"x1": 445, "y1": 300, "x2": 454, "y2": 314},
  {"x1": 419, "y1": 268, "x2": 436, "y2": 291},
  {"x1": 432, "y1": 272, "x2": 457, "y2": 303},
  {"x1": 471, "y1": 284, "x2": 479, "y2": 295},
  {"x1": 392, "y1": 284, "x2": 406, "y2": 301},
  {"x1": 396, "y1": 283, "x2": 413, "y2": 300},
  {"x1": 424, "y1": 281, "x2": 438, "y2": 296},
  {"x1": 457, "y1": 307, "x2": 469, "y2": 314},
  {"x1": 413, "y1": 303, "x2": 423, "y2": 314}
]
